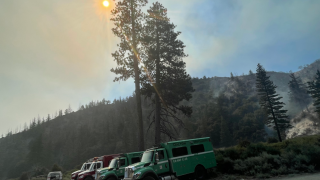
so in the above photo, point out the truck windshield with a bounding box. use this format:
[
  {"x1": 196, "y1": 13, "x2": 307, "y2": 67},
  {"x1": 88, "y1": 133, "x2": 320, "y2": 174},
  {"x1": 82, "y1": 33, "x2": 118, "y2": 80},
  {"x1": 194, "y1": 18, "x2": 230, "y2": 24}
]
[
  {"x1": 80, "y1": 163, "x2": 86, "y2": 171},
  {"x1": 141, "y1": 151, "x2": 154, "y2": 163},
  {"x1": 85, "y1": 163, "x2": 91, "y2": 170},
  {"x1": 109, "y1": 159, "x2": 117, "y2": 168},
  {"x1": 89, "y1": 163, "x2": 97, "y2": 171}
]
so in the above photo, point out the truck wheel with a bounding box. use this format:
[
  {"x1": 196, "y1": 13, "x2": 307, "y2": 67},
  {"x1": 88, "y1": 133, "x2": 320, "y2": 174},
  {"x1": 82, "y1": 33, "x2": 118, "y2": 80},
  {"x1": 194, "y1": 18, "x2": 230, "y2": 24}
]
[
  {"x1": 106, "y1": 177, "x2": 116, "y2": 180},
  {"x1": 143, "y1": 176, "x2": 155, "y2": 180},
  {"x1": 84, "y1": 176, "x2": 93, "y2": 180},
  {"x1": 194, "y1": 166, "x2": 206, "y2": 180}
]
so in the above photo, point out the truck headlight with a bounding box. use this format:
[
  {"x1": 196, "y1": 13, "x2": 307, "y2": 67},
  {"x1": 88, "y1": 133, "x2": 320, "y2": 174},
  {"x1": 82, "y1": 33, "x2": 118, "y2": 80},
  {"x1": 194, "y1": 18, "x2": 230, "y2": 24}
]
[
  {"x1": 72, "y1": 174, "x2": 75, "y2": 178},
  {"x1": 99, "y1": 175, "x2": 105, "y2": 180},
  {"x1": 133, "y1": 172, "x2": 141, "y2": 179},
  {"x1": 79, "y1": 175, "x2": 84, "y2": 179}
]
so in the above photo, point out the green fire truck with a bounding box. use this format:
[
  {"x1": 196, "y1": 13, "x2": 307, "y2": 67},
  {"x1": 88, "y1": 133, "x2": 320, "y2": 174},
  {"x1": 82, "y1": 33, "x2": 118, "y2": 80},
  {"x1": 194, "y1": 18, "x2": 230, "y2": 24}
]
[
  {"x1": 96, "y1": 151, "x2": 143, "y2": 180},
  {"x1": 122, "y1": 137, "x2": 216, "y2": 180}
]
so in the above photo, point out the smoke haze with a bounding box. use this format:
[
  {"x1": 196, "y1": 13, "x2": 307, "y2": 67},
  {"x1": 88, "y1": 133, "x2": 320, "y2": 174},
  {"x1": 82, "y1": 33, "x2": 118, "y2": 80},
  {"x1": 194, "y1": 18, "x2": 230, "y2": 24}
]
[{"x1": 1, "y1": 0, "x2": 320, "y2": 135}]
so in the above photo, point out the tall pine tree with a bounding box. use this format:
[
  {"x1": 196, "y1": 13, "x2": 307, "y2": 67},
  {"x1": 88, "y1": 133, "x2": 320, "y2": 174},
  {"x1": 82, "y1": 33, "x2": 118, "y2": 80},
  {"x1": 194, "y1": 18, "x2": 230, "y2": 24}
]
[
  {"x1": 141, "y1": 2, "x2": 193, "y2": 143},
  {"x1": 288, "y1": 73, "x2": 311, "y2": 111},
  {"x1": 255, "y1": 63, "x2": 291, "y2": 142},
  {"x1": 220, "y1": 116, "x2": 233, "y2": 147},
  {"x1": 307, "y1": 70, "x2": 320, "y2": 118},
  {"x1": 110, "y1": 0, "x2": 147, "y2": 150}
]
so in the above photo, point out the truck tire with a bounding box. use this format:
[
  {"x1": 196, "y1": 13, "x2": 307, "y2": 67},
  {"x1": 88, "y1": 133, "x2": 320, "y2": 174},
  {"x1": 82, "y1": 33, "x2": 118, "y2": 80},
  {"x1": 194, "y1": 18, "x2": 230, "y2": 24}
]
[
  {"x1": 194, "y1": 166, "x2": 206, "y2": 180},
  {"x1": 84, "y1": 176, "x2": 94, "y2": 180},
  {"x1": 143, "y1": 176, "x2": 155, "y2": 180},
  {"x1": 106, "y1": 176, "x2": 116, "y2": 180},
  {"x1": 106, "y1": 177, "x2": 116, "y2": 180}
]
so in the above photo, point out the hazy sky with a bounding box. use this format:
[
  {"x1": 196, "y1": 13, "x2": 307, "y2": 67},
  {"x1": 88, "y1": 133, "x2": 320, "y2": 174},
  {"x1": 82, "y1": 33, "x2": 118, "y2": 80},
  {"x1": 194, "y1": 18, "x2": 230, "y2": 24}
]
[{"x1": 1, "y1": 0, "x2": 320, "y2": 136}]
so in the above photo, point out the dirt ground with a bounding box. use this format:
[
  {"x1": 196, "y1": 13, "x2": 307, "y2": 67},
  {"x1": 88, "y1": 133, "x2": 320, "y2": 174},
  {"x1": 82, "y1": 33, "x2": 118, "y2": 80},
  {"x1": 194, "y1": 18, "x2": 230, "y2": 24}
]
[
  {"x1": 209, "y1": 172, "x2": 320, "y2": 180},
  {"x1": 270, "y1": 172, "x2": 320, "y2": 180}
]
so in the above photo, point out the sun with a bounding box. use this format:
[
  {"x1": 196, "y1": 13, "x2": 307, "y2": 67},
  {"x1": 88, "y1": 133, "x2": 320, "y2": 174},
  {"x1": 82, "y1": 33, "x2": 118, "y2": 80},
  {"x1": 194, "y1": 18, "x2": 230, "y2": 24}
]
[{"x1": 103, "y1": 0, "x2": 109, "y2": 7}]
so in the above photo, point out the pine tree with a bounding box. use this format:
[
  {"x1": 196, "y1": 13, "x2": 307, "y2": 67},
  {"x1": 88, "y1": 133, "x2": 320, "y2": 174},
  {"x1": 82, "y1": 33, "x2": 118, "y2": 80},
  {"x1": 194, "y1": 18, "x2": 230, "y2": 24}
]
[
  {"x1": 27, "y1": 135, "x2": 44, "y2": 164},
  {"x1": 67, "y1": 104, "x2": 72, "y2": 113},
  {"x1": 46, "y1": 114, "x2": 51, "y2": 122},
  {"x1": 64, "y1": 109, "x2": 69, "y2": 115},
  {"x1": 110, "y1": 0, "x2": 147, "y2": 150},
  {"x1": 255, "y1": 63, "x2": 291, "y2": 142},
  {"x1": 288, "y1": 73, "x2": 311, "y2": 111},
  {"x1": 24, "y1": 122, "x2": 28, "y2": 131},
  {"x1": 307, "y1": 70, "x2": 320, "y2": 118},
  {"x1": 30, "y1": 118, "x2": 36, "y2": 129},
  {"x1": 220, "y1": 116, "x2": 233, "y2": 147},
  {"x1": 230, "y1": 72, "x2": 234, "y2": 80},
  {"x1": 37, "y1": 115, "x2": 41, "y2": 125},
  {"x1": 141, "y1": 2, "x2": 194, "y2": 143},
  {"x1": 51, "y1": 164, "x2": 62, "y2": 171},
  {"x1": 58, "y1": 110, "x2": 63, "y2": 117}
]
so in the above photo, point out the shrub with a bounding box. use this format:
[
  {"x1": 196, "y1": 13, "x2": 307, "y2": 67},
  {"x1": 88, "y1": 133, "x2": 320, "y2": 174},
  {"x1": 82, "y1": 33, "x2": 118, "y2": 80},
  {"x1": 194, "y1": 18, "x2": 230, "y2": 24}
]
[
  {"x1": 214, "y1": 135, "x2": 320, "y2": 177},
  {"x1": 270, "y1": 165, "x2": 288, "y2": 176},
  {"x1": 51, "y1": 164, "x2": 62, "y2": 171},
  {"x1": 216, "y1": 155, "x2": 235, "y2": 174},
  {"x1": 267, "y1": 137, "x2": 278, "y2": 143},
  {"x1": 234, "y1": 152, "x2": 282, "y2": 176},
  {"x1": 241, "y1": 143, "x2": 267, "y2": 159},
  {"x1": 256, "y1": 173, "x2": 271, "y2": 179},
  {"x1": 237, "y1": 139, "x2": 251, "y2": 148},
  {"x1": 265, "y1": 145, "x2": 281, "y2": 155},
  {"x1": 223, "y1": 148, "x2": 242, "y2": 160},
  {"x1": 19, "y1": 172, "x2": 29, "y2": 180}
]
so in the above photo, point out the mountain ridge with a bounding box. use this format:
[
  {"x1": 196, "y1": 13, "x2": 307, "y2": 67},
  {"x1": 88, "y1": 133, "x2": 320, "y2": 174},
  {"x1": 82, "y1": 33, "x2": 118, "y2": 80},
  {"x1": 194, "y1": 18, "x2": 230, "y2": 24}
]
[{"x1": 0, "y1": 59, "x2": 320, "y2": 179}]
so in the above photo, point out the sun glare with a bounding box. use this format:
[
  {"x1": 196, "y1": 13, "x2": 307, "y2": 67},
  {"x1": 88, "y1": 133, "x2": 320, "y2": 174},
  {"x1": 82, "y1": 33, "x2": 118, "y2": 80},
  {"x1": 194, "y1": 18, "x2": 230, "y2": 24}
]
[{"x1": 103, "y1": 0, "x2": 109, "y2": 7}]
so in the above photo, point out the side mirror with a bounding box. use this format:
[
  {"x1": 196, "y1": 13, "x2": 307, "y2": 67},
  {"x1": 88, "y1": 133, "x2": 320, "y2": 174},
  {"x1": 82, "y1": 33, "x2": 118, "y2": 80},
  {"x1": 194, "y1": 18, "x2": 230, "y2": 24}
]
[{"x1": 155, "y1": 152, "x2": 159, "y2": 163}]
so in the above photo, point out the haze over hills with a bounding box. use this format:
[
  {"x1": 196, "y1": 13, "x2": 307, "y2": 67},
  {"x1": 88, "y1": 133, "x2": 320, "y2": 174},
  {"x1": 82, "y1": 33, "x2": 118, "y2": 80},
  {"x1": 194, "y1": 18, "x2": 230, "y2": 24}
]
[{"x1": 0, "y1": 59, "x2": 319, "y2": 179}]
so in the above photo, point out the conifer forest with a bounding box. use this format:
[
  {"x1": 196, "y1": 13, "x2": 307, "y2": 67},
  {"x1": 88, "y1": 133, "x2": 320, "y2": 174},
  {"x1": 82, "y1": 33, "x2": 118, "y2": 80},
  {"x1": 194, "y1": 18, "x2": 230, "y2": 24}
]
[{"x1": 1, "y1": 0, "x2": 320, "y2": 180}]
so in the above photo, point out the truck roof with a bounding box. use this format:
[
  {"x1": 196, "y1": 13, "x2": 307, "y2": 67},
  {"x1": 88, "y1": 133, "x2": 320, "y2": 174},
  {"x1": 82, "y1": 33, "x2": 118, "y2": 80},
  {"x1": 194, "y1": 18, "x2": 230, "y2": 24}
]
[
  {"x1": 160, "y1": 137, "x2": 210, "y2": 148},
  {"x1": 119, "y1": 151, "x2": 143, "y2": 158}
]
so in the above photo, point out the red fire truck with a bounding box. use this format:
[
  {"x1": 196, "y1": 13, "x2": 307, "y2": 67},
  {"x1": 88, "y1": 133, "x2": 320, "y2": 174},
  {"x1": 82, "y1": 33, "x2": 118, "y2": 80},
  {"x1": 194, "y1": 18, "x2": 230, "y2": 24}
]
[
  {"x1": 71, "y1": 161, "x2": 92, "y2": 180},
  {"x1": 78, "y1": 154, "x2": 119, "y2": 180}
]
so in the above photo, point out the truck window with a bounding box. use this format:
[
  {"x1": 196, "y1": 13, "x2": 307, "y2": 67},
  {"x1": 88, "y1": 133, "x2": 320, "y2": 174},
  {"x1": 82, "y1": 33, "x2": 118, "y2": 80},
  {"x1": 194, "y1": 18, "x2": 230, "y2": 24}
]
[
  {"x1": 172, "y1": 147, "x2": 188, "y2": 157},
  {"x1": 158, "y1": 150, "x2": 164, "y2": 160},
  {"x1": 191, "y1": 144, "x2": 205, "y2": 154},
  {"x1": 86, "y1": 163, "x2": 91, "y2": 169},
  {"x1": 109, "y1": 159, "x2": 117, "y2": 168},
  {"x1": 97, "y1": 163, "x2": 101, "y2": 169},
  {"x1": 141, "y1": 151, "x2": 154, "y2": 162},
  {"x1": 81, "y1": 163, "x2": 86, "y2": 171},
  {"x1": 120, "y1": 158, "x2": 126, "y2": 167},
  {"x1": 131, "y1": 157, "x2": 140, "y2": 164}
]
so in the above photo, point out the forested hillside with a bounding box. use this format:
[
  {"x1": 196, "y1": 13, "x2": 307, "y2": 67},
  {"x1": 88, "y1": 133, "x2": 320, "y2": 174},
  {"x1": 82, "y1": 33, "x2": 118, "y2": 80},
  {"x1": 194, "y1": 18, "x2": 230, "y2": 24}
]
[{"x1": 0, "y1": 59, "x2": 320, "y2": 179}]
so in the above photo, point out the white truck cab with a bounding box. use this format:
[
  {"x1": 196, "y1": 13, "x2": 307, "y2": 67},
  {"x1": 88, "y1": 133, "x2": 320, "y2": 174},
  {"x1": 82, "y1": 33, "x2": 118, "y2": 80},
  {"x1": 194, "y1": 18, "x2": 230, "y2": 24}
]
[{"x1": 47, "y1": 171, "x2": 62, "y2": 180}]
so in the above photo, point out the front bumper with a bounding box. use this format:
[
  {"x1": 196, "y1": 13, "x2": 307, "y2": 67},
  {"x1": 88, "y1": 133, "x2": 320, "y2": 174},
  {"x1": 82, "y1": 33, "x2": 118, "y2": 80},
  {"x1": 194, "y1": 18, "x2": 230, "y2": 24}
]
[{"x1": 123, "y1": 178, "x2": 134, "y2": 180}]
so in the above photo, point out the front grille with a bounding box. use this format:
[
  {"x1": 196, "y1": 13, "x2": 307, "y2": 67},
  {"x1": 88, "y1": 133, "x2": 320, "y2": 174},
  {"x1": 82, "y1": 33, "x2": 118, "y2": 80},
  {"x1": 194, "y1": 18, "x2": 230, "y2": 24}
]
[{"x1": 125, "y1": 167, "x2": 133, "y2": 178}]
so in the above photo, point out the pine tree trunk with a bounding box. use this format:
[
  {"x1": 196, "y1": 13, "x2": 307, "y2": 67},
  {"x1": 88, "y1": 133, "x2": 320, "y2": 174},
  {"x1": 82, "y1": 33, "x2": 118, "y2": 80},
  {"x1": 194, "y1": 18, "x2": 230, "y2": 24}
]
[
  {"x1": 155, "y1": 17, "x2": 161, "y2": 145},
  {"x1": 269, "y1": 105, "x2": 282, "y2": 142},
  {"x1": 265, "y1": 87, "x2": 282, "y2": 142},
  {"x1": 131, "y1": 0, "x2": 144, "y2": 151}
]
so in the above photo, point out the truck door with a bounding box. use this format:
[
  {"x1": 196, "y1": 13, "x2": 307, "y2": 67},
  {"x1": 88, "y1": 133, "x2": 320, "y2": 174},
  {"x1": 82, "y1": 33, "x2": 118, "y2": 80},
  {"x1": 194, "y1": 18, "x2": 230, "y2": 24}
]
[
  {"x1": 95, "y1": 162, "x2": 103, "y2": 179},
  {"x1": 170, "y1": 146, "x2": 190, "y2": 176},
  {"x1": 115, "y1": 158, "x2": 127, "y2": 178},
  {"x1": 154, "y1": 149, "x2": 170, "y2": 175}
]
